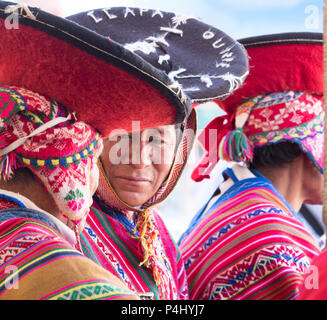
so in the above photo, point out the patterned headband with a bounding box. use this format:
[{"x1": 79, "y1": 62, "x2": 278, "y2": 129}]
[
  {"x1": 192, "y1": 91, "x2": 324, "y2": 182},
  {"x1": 0, "y1": 86, "x2": 103, "y2": 228}
]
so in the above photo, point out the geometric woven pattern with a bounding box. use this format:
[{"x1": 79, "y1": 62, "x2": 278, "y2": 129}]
[
  {"x1": 44, "y1": 281, "x2": 133, "y2": 300},
  {"x1": 80, "y1": 203, "x2": 189, "y2": 300},
  {"x1": 180, "y1": 165, "x2": 320, "y2": 300},
  {"x1": 208, "y1": 244, "x2": 310, "y2": 300}
]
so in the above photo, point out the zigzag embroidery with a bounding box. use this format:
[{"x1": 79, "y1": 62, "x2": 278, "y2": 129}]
[
  {"x1": 50, "y1": 283, "x2": 130, "y2": 300},
  {"x1": 184, "y1": 207, "x2": 283, "y2": 270},
  {"x1": 84, "y1": 225, "x2": 135, "y2": 292},
  {"x1": 0, "y1": 234, "x2": 54, "y2": 265},
  {"x1": 207, "y1": 244, "x2": 310, "y2": 300}
]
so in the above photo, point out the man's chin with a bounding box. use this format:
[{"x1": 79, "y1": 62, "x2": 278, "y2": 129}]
[{"x1": 116, "y1": 190, "x2": 148, "y2": 208}]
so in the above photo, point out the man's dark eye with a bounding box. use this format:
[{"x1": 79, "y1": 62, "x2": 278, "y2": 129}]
[
  {"x1": 149, "y1": 136, "x2": 163, "y2": 144},
  {"x1": 120, "y1": 134, "x2": 131, "y2": 140}
]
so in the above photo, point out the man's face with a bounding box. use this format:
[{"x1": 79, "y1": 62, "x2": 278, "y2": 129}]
[{"x1": 100, "y1": 124, "x2": 178, "y2": 207}]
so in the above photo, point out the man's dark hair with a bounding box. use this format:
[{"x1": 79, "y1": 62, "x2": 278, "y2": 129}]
[
  {"x1": 250, "y1": 141, "x2": 302, "y2": 169},
  {"x1": 7, "y1": 167, "x2": 36, "y2": 183}
]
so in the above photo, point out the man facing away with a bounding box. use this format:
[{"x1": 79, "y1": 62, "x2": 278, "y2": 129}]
[{"x1": 179, "y1": 32, "x2": 323, "y2": 300}]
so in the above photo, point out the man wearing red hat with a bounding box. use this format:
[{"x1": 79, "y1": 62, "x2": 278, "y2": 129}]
[
  {"x1": 0, "y1": 2, "x2": 196, "y2": 300},
  {"x1": 0, "y1": 3, "x2": 250, "y2": 300},
  {"x1": 66, "y1": 7, "x2": 249, "y2": 300},
  {"x1": 179, "y1": 32, "x2": 323, "y2": 300}
]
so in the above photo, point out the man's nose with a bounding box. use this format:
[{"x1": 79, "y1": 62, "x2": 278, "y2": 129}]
[{"x1": 129, "y1": 140, "x2": 153, "y2": 168}]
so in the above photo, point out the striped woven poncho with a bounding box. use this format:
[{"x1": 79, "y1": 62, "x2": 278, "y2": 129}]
[
  {"x1": 0, "y1": 192, "x2": 138, "y2": 300},
  {"x1": 80, "y1": 197, "x2": 189, "y2": 300},
  {"x1": 0, "y1": 86, "x2": 140, "y2": 300},
  {"x1": 179, "y1": 164, "x2": 320, "y2": 300},
  {"x1": 79, "y1": 110, "x2": 197, "y2": 300}
]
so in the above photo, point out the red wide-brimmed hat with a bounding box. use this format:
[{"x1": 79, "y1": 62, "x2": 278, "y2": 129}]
[
  {"x1": 0, "y1": 1, "x2": 193, "y2": 137},
  {"x1": 218, "y1": 32, "x2": 323, "y2": 114},
  {"x1": 192, "y1": 32, "x2": 324, "y2": 182},
  {"x1": 0, "y1": 2, "x2": 250, "y2": 137}
]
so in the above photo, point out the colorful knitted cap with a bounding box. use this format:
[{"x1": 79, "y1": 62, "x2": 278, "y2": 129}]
[
  {"x1": 0, "y1": 86, "x2": 103, "y2": 226},
  {"x1": 192, "y1": 32, "x2": 323, "y2": 182}
]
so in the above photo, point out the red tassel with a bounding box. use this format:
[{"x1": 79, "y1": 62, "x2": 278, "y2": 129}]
[{"x1": 192, "y1": 112, "x2": 235, "y2": 182}]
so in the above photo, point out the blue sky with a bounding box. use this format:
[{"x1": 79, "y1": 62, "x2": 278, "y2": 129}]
[{"x1": 61, "y1": 0, "x2": 324, "y2": 39}]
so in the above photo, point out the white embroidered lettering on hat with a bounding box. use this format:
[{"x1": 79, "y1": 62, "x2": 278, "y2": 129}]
[
  {"x1": 168, "y1": 81, "x2": 187, "y2": 103},
  {"x1": 124, "y1": 7, "x2": 136, "y2": 18},
  {"x1": 102, "y1": 8, "x2": 117, "y2": 20},
  {"x1": 203, "y1": 30, "x2": 215, "y2": 40},
  {"x1": 168, "y1": 68, "x2": 187, "y2": 83},
  {"x1": 158, "y1": 54, "x2": 170, "y2": 65},
  {"x1": 146, "y1": 35, "x2": 169, "y2": 47},
  {"x1": 139, "y1": 8, "x2": 149, "y2": 16},
  {"x1": 218, "y1": 72, "x2": 249, "y2": 94},
  {"x1": 68, "y1": 7, "x2": 249, "y2": 102},
  {"x1": 151, "y1": 10, "x2": 164, "y2": 18},
  {"x1": 201, "y1": 75, "x2": 213, "y2": 88},
  {"x1": 87, "y1": 10, "x2": 102, "y2": 24},
  {"x1": 212, "y1": 38, "x2": 225, "y2": 49},
  {"x1": 160, "y1": 27, "x2": 183, "y2": 37},
  {"x1": 5, "y1": 3, "x2": 36, "y2": 20}
]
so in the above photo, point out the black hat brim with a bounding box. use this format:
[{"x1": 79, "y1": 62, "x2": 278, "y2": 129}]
[{"x1": 0, "y1": 1, "x2": 191, "y2": 137}]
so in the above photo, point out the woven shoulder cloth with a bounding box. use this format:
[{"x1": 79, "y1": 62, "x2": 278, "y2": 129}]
[
  {"x1": 0, "y1": 211, "x2": 138, "y2": 300},
  {"x1": 180, "y1": 165, "x2": 320, "y2": 300}
]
